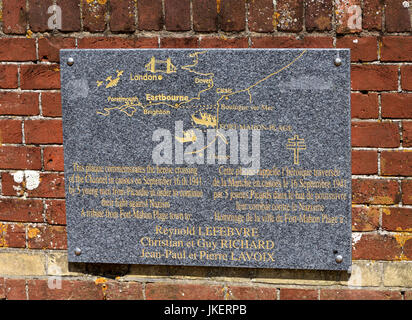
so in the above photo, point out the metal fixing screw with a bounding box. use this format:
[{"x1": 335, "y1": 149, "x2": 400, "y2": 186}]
[
  {"x1": 74, "y1": 247, "x2": 82, "y2": 256},
  {"x1": 334, "y1": 57, "x2": 342, "y2": 67},
  {"x1": 67, "y1": 57, "x2": 74, "y2": 66},
  {"x1": 335, "y1": 254, "x2": 343, "y2": 263},
  {"x1": 403, "y1": 1, "x2": 410, "y2": 8}
]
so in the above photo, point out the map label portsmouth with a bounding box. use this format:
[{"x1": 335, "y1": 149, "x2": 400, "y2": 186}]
[{"x1": 61, "y1": 49, "x2": 351, "y2": 271}]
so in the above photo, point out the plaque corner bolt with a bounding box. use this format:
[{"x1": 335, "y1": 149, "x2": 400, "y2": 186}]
[
  {"x1": 67, "y1": 57, "x2": 75, "y2": 66},
  {"x1": 334, "y1": 57, "x2": 342, "y2": 67},
  {"x1": 335, "y1": 254, "x2": 343, "y2": 263},
  {"x1": 74, "y1": 247, "x2": 82, "y2": 256}
]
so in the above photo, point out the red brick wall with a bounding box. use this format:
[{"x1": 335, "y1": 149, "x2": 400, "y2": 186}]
[{"x1": 0, "y1": 0, "x2": 411, "y2": 300}]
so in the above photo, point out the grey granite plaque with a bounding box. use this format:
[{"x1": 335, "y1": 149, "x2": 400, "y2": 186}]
[{"x1": 61, "y1": 49, "x2": 351, "y2": 271}]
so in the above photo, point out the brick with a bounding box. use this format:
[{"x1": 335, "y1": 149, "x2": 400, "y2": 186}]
[
  {"x1": 0, "y1": 222, "x2": 26, "y2": 248},
  {"x1": 2, "y1": 0, "x2": 27, "y2": 34},
  {"x1": 27, "y1": 225, "x2": 66, "y2": 250},
  {"x1": 304, "y1": 0, "x2": 332, "y2": 31},
  {"x1": 251, "y1": 36, "x2": 333, "y2": 48},
  {"x1": 41, "y1": 92, "x2": 62, "y2": 117},
  {"x1": 382, "y1": 93, "x2": 412, "y2": 118},
  {"x1": 145, "y1": 283, "x2": 225, "y2": 300},
  {"x1": 20, "y1": 65, "x2": 61, "y2": 90},
  {"x1": 28, "y1": 0, "x2": 53, "y2": 32},
  {"x1": 280, "y1": 288, "x2": 318, "y2": 300},
  {"x1": 28, "y1": 279, "x2": 104, "y2": 300},
  {"x1": 0, "y1": 65, "x2": 18, "y2": 88},
  {"x1": 381, "y1": 36, "x2": 412, "y2": 62},
  {"x1": 335, "y1": 0, "x2": 362, "y2": 34},
  {"x1": 0, "y1": 38, "x2": 36, "y2": 61},
  {"x1": 0, "y1": 278, "x2": 4, "y2": 300},
  {"x1": 0, "y1": 119, "x2": 22, "y2": 144},
  {"x1": 82, "y1": 0, "x2": 107, "y2": 32},
  {"x1": 0, "y1": 92, "x2": 39, "y2": 116},
  {"x1": 352, "y1": 206, "x2": 380, "y2": 231},
  {"x1": 385, "y1": 0, "x2": 411, "y2": 32},
  {"x1": 78, "y1": 37, "x2": 158, "y2": 49},
  {"x1": 402, "y1": 180, "x2": 412, "y2": 205},
  {"x1": 352, "y1": 179, "x2": 400, "y2": 205},
  {"x1": 347, "y1": 261, "x2": 382, "y2": 287},
  {"x1": 383, "y1": 262, "x2": 412, "y2": 287},
  {"x1": 105, "y1": 281, "x2": 143, "y2": 300},
  {"x1": 219, "y1": 0, "x2": 246, "y2": 31},
  {"x1": 5, "y1": 279, "x2": 27, "y2": 300},
  {"x1": 382, "y1": 208, "x2": 412, "y2": 232},
  {"x1": 320, "y1": 289, "x2": 401, "y2": 300},
  {"x1": 24, "y1": 119, "x2": 63, "y2": 144},
  {"x1": 44, "y1": 146, "x2": 64, "y2": 171},
  {"x1": 226, "y1": 285, "x2": 277, "y2": 300},
  {"x1": 381, "y1": 151, "x2": 412, "y2": 176},
  {"x1": 275, "y1": 0, "x2": 303, "y2": 32},
  {"x1": 352, "y1": 233, "x2": 402, "y2": 260},
  {"x1": 401, "y1": 65, "x2": 412, "y2": 91},
  {"x1": 352, "y1": 150, "x2": 378, "y2": 174},
  {"x1": 193, "y1": 0, "x2": 218, "y2": 32},
  {"x1": 406, "y1": 291, "x2": 412, "y2": 300},
  {"x1": 351, "y1": 122, "x2": 399, "y2": 148},
  {"x1": 0, "y1": 199, "x2": 43, "y2": 223},
  {"x1": 109, "y1": 0, "x2": 135, "y2": 32},
  {"x1": 200, "y1": 37, "x2": 249, "y2": 48},
  {"x1": 56, "y1": 0, "x2": 81, "y2": 32},
  {"x1": 404, "y1": 237, "x2": 412, "y2": 260},
  {"x1": 363, "y1": 0, "x2": 383, "y2": 31},
  {"x1": 45, "y1": 200, "x2": 66, "y2": 225},
  {"x1": 38, "y1": 37, "x2": 76, "y2": 63},
  {"x1": 403, "y1": 121, "x2": 412, "y2": 147},
  {"x1": 336, "y1": 36, "x2": 378, "y2": 62},
  {"x1": 351, "y1": 93, "x2": 379, "y2": 119},
  {"x1": 0, "y1": 146, "x2": 41, "y2": 170},
  {"x1": 0, "y1": 252, "x2": 45, "y2": 276},
  {"x1": 1, "y1": 172, "x2": 65, "y2": 198},
  {"x1": 137, "y1": 0, "x2": 163, "y2": 31},
  {"x1": 351, "y1": 65, "x2": 398, "y2": 91},
  {"x1": 164, "y1": 0, "x2": 191, "y2": 31},
  {"x1": 160, "y1": 38, "x2": 199, "y2": 48},
  {"x1": 248, "y1": 0, "x2": 274, "y2": 32}
]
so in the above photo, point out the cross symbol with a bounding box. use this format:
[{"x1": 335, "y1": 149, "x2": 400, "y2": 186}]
[{"x1": 286, "y1": 135, "x2": 306, "y2": 165}]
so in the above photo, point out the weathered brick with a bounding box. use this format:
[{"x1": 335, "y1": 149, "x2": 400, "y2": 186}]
[
  {"x1": 382, "y1": 93, "x2": 412, "y2": 119},
  {"x1": 320, "y1": 288, "x2": 401, "y2": 300},
  {"x1": 0, "y1": 146, "x2": 41, "y2": 170},
  {"x1": 351, "y1": 93, "x2": 379, "y2": 119},
  {"x1": 193, "y1": 0, "x2": 218, "y2": 32},
  {"x1": 164, "y1": 0, "x2": 191, "y2": 31},
  {"x1": 2, "y1": 0, "x2": 27, "y2": 34},
  {"x1": 336, "y1": 36, "x2": 378, "y2": 62},
  {"x1": 56, "y1": 0, "x2": 81, "y2": 31},
  {"x1": 0, "y1": 119, "x2": 22, "y2": 144},
  {"x1": 384, "y1": 0, "x2": 411, "y2": 32},
  {"x1": 145, "y1": 283, "x2": 225, "y2": 300},
  {"x1": 304, "y1": 0, "x2": 332, "y2": 31},
  {"x1": 219, "y1": 0, "x2": 246, "y2": 31},
  {"x1": 401, "y1": 65, "x2": 412, "y2": 91},
  {"x1": 381, "y1": 151, "x2": 412, "y2": 176},
  {"x1": 403, "y1": 121, "x2": 412, "y2": 147},
  {"x1": 0, "y1": 38, "x2": 36, "y2": 61},
  {"x1": 38, "y1": 37, "x2": 76, "y2": 63},
  {"x1": 335, "y1": 0, "x2": 362, "y2": 34},
  {"x1": 200, "y1": 37, "x2": 248, "y2": 48},
  {"x1": 137, "y1": 0, "x2": 163, "y2": 31},
  {"x1": 362, "y1": 0, "x2": 383, "y2": 30},
  {"x1": 0, "y1": 92, "x2": 39, "y2": 116},
  {"x1": 0, "y1": 222, "x2": 26, "y2": 248},
  {"x1": 381, "y1": 36, "x2": 412, "y2": 62},
  {"x1": 27, "y1": 225, "x2": 67, "y2": 250},
  {"x1": 352, "y1": 233, "x2": 402, "y2": 260},
  {"x1": 43, "y1": 146, "x2": 64, "y2": 171},
  {"x1": 382, "y1": 208, "x2": 412, "y2": 232},
  {"x1": 226, "y1": 285, "x2": 277, "y2": 300},
  {"x1": 248, "y1": 0, "x2": 274, "y2": 32},
  {"x1": 0, "y1": 278, "x2": 5, "y2": 300},
  {"x1": 4, "y1": 279, "x2": 27, "y2": 300},
  {"x1": 160, "y1": 38, "x2": 199, "y2": 48},
  {"x1": 352, "y1": 179, "x2": 400, "y2": 204},
  {"x1": 41, "y1": 92, "x2": 62, "y2": 117},
  {"x1": 251, "y1": 36, "x2": 333, "y2": 48},
  {"x1": 352, "y1": 150, "x2": 378, "y2": 174},
  {"x1": 352, "y1": 206, "x2": 380, "y2": 231},
  {"x1": 45, "y1": 200, "x2": 66, "y2": 225},
  {"x1": 0, "y1": 65, "x2": 18, "y2": 88},
  {"x1": 0, "y1": 199, "x2": 43, "y2": 223},
  {"x1": 383, "y1": 262, "x2": 412, "y2": 287},
  {"x1": 20, "y1": 65, "x2": 61, "y2": 90},
  {"x1": 24, "y1": 119, "x2": 63, "y2": 144},
  {"x1": 28, "y1": 0, "x2": 53, "y2": 32},
  {"x1": 351, "y1": 122, "x2": 399, "y2": 148},
  {"x1": 78, "y1": 37, "x2": 158, "y2": 49},
  {"x1": 0, "y1": 252, "x2": 45, "y2": 276},
  {"x1": 402, "y1": 180, "x2": 412, "y2": 205},
  {"x1": 105, "y1": 281, "x2": 144, "y2": 300},
  {"x1": 275, "y1": 0, "x2": 303, "y2": 32},
  {"x1": 82, "y1": 0, "x2": 107, "y2": 32},
  {"x1": 351, "y1": 65, "x2": 398, "y2": 91},
  {"x1": 109, "y1": 0, "x2": 135, "y2": 32},
  {"x1": 280, "y1": 288, "x2": 318, "y2": 300}
]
